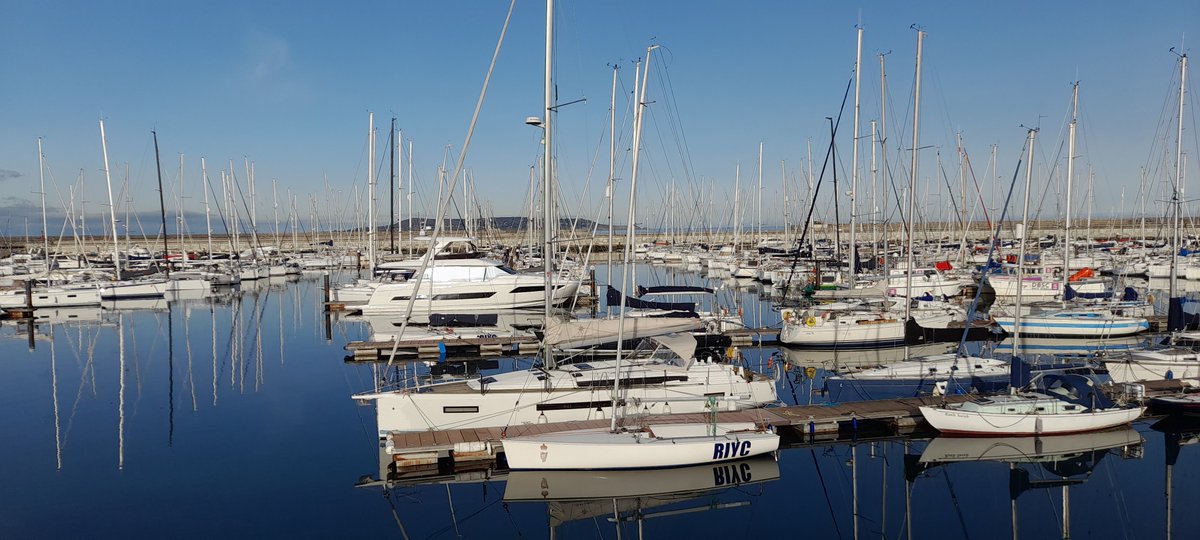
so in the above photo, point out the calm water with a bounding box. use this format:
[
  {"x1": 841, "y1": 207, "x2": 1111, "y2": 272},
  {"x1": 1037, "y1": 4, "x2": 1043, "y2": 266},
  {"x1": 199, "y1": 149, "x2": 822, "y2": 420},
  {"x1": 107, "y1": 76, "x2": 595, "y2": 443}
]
[{"x1": 2, "y1": 271, "x2": 1198, "y2": 539}]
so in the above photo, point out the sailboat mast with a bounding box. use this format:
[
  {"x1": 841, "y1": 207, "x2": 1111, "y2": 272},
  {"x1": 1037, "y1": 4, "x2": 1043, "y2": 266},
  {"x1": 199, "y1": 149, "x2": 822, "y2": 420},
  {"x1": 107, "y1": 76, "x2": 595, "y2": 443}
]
[
  {"x1": 607, "y1": 64, "x2": 618, "y2": 310},
  {"x1": 870, "y1": 120, "x2": 878, "y2": 260},
  {"x1": 613, "y1": 44, "x2": 656, "y2": 432},
  {"x1": 878, "y1": 52, "x2": 889, "y2": 270},
  {"x1": 1062, "y1": 82, "x2": 1079, "y2": 297},
  {"x1": 903, "y1": 28, "x2": 924, "y2": 321},
  {"x1": 407, "y1": 140, "x2": 414, "y2": 254},
  {"x1": 542, "y1": 0, "x2": 555, "y2": 317},
  {"x1": 1169, "y1": 52, "x2": 1188, "y2": 329},
  {"x1": 37, "y1": 137, "x2": 50, "y2": 272},
  {"x1": 850, "y1": 25, "x2": 863, "y2": 281},
  {"x1": 1014, "y1": 128, "x2": 1038, "y2": 354},
  {"x1": 202, "y1": 158, "x2": 213, "y2": 262},
  {"x1": 152, "y1": 130, "x2": 171, "y2": 278},
  {"x1": 757, "y1": 142, "x2": 763, "y2": 241},
  {"x1": 733, "y1": 164, "x2": 741, "y2": 249},
  {"x1": 99, "y1": 119, "x2": 121, "y2": 279},
  {"x1": 367, "y1": 112, "x2": 377, "y2": 276},
  {"x1": 390, "y1": 116, "x2": 396, "y2": 254}
]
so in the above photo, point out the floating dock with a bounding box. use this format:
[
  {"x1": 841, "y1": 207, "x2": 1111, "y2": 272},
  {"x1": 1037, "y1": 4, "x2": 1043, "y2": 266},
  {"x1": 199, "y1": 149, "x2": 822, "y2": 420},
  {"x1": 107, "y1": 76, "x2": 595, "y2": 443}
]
[
  {"x1": 377, "y1": 378, "x2": 1187, "y2": 472},
  {"x1": 379, "y1": 395, "x2": 973, "y2": 469}
]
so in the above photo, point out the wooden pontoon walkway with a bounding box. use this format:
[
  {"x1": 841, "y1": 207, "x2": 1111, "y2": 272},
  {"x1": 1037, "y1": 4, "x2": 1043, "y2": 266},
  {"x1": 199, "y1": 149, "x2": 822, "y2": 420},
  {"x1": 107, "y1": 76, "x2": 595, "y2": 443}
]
[{"x1": 381, "y1": 395, "x2": 973, "y2": 468}]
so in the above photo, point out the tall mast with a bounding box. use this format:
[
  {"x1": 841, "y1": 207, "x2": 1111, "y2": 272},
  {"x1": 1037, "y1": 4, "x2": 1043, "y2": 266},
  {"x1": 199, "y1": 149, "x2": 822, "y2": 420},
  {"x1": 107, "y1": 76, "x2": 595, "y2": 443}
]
[
  {"x1": 733, "y1": 164, "x2": 741, "y2": 249},
  {"x1": 542, "y1": 0, "x2": 555, "y2": 319},
  {"x1": 613, "y1": 44, "x2": 656, "y2": 432},
  {"x1": 407, "y1": 139, "x2": 414, "y2": 254},
  {"x1": 878, "y1": 51, "x2": 889, "y2": 270},
  {"x1": 152, "y1": 130, "x2": 171, "y2": 278},
  {"x1": 1169, "y1": 51, "x2": 1189, "y2": 331},
  {"x1": 870, "y1": 120, "x2": 878, "y2": 260},
  {"x1": 390, "y1": 116, "x2": 397, "y2": 254},
  {"x1": 272, "y1": 179, "x2": 280, "y2": 243},
  {"x1": 1062, "y1": 81, "x2": 1079, "y2": 298},
  {"x1": 1014, "y1": 129, "x2": 1038, "y2": 352},
  {"x1": 781, "y1": 160, "x2": 789, "y2": 245},
  {"x1": 37, "y1": 137, "x2": 50, "y2": 273},
  {"x1": 903, "y1": 28, "x2": 924, "y2": 321},
  {"x1": 606, "y1": 64, "x2": 618, "y2": 312},
  {"x1": 757, "y1": 141, "x2": 763, "y2": 241},
  {"x1": 202, "y1": 158, "x2": 213, "y2": 262},
  {"x1": 178, "y1": 154, "x2": 185, "y2": 251},
  {"x1": 807, "y1": 139, "x2": 814, "y2": 243},
  {"x1": 367, "y1": 112, "x2": 377, "y2": 276},
  {"x1": 99, "y1": 119, "x2": 121, "y2": 279},
  {"x1": 850, "y1": 25, "x2": 863, "y2": 281}
]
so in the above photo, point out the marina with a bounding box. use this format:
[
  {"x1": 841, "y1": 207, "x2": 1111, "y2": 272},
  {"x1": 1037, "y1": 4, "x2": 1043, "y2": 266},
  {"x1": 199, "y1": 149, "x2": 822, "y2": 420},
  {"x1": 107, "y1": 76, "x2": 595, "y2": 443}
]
[
  {"x1": 3, "y1": 266, "x2": 1200, "y2": 537},
  {"x1": 5, "y1": 1, "x2": 1200, "y2": 538}
]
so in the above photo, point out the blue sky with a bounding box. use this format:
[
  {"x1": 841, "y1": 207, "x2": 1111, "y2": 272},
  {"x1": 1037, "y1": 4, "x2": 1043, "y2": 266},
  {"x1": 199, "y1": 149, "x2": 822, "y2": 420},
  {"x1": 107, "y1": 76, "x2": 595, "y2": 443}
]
[{"x1": 2, "y1": 1, "x2": 1198, "y2": 236}]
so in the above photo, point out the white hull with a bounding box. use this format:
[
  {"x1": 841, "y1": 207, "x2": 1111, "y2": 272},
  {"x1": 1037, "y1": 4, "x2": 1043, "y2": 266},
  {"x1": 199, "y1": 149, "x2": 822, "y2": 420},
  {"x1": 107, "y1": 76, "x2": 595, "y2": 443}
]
[
  {"x1": 993, "y1": 313, "x2": 1148, "y2": 338},
  {"x1": 361, "y1": 276, "x2": 579, "y2": 315},
  {"x1": 0, "y1": 286, "x2": 102, "y2": 309},
  {"x1": 919, "y1": 405, "x2": 1144, "y2": 435},
  {"x1": 359, "y1": 358, "x2": 777, "y2": 434},
  {"x1": 98, "y1": 280, "x2": 169, "y2": 299},
  {"x1": 1103, "y1": 350, "x2": 1200, "y2": 383},
  {"x1": 502, "y1": 423, "x2": 779, "y2": 470}
]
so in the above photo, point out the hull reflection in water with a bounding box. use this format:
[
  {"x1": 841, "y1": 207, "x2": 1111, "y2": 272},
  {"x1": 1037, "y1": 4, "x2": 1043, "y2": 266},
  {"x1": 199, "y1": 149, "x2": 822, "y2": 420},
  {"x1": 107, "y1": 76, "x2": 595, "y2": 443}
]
[
  {"x1": 504, "y1": 456, "x2": 780, "y2": 529},
  {"x1": 919, "y1": 426, "x2": 1144, "y2": 464},
  {"x1": 995, "y1": 335, "x2": 1148, "y2": 357}
]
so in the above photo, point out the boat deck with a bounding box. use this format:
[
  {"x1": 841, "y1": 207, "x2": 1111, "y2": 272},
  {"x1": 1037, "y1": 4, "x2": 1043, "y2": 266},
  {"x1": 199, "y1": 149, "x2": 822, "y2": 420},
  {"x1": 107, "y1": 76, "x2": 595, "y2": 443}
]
[{"x1": 343, "y1": 327, "x2": 782, "y2": 361}]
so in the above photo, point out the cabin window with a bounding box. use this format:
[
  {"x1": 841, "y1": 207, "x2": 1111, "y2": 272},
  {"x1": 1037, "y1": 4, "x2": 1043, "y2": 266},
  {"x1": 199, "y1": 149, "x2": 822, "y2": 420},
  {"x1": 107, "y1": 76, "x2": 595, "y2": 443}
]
[
  {"x1": 67, "y1": 294, "x2": 77, "y2": 298},
  {"x1": 1035, "y1": 407, "x2": 1045, "y2": 411},
  {"x1": 433, "y1": 292, "x2": 495, "y2": 301},
  {"x1": 443, "y1": 406, "x2": 479, "y2": 414},
  {"x1": 510, "y1": 286, "x2": 545, "y2": 294},
  {"x1": 1064, "y1": 405, "x2": 1077, "y2": 410},
  {"x1": 390, "y1": 296, "x2": 411, "y2": 301},
  {"x1": 479, "y1": 377, "x2": 497, "y2": 384},
  {"x1": 1007, "y1": 408, "x2": 1016, "y2": 412}
]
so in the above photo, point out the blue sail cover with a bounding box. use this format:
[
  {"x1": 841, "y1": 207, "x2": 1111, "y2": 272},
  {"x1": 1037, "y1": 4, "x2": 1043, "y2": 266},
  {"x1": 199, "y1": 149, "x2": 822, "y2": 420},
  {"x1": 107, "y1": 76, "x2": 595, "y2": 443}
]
[
  {"x1": 635, "y1": 285, "x2": 714, "y2": 297},
  {"x1": 1039, "y1": 373, "x2": 1115, "y2": 410},
  {"x1": 607, "y1": 286, "x2": 696, "y2": 312}
]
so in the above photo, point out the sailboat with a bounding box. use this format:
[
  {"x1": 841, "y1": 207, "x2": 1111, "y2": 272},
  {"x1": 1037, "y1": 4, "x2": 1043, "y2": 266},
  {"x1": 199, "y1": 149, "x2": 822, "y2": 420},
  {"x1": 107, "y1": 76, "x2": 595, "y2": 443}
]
[
  {"x1": 354, "y1": 8, "x2": 776, "y2": 438},
  {"x1": 990, "y1": 82, "x2": 1147, "y2": 339},
  {"x1": 1101, "y1": 51, "x2": 1198, "y2": 382},
  {"x1": 919, "y1": 129, "x2": 1144, "y2": 436},
  {"x1": 917, "y1": 374, "x2": 1144, "y2": 436},
  {"x1": 0, "y1": 139, "x2": 102, "y2": 311},
  {"x1": 502, "y1": 35, "x2": 776, "y2": 471}
]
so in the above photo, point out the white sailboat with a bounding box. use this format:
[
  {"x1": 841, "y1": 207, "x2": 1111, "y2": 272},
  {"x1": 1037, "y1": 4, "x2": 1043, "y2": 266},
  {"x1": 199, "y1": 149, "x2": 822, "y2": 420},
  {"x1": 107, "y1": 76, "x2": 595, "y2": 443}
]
[
  {"x1": 1101, "y1": 51, "x2": 1195, "y2": 381},
  {"x1": 918, "y1": 386, "x2": 1144, "y2": 436},
  {"x1": 502, "y1": 34, "x2": 776, "y2": 470},
  {"x1": 991, "y1": 83, "x2": 1146, "y2": 338},
  {"x1": 919, "y1": 130, "x2": 1144, "y2": 436}
]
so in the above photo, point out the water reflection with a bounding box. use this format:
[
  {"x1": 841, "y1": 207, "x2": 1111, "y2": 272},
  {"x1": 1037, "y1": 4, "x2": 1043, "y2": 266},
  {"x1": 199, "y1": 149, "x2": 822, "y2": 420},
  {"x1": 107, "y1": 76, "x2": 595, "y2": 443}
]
[
  {"x1": 504, "y1": 457, "x2": 779, "y2": 534},
  {"x1": 908, "y1": 428, "x2": 1146, "y2": 540},
  {"x1": 995, "y1": 335, "x2": 1151, "y2": 357}
]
